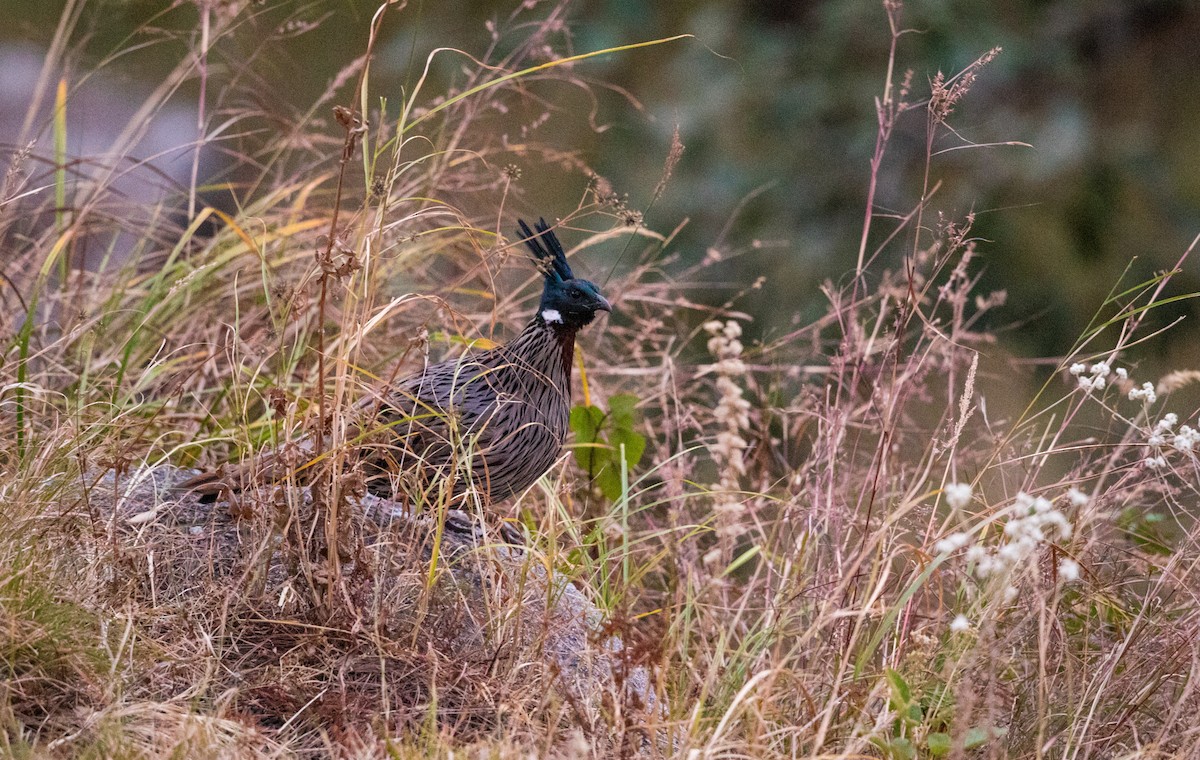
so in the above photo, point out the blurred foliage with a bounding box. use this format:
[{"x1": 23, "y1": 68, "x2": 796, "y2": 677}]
[
  {"x1": 577, "y1": 0, "x2": 1200, "y2": 365},
  {"x1": 6, "y1": 0, "x2": 1199, "y2": 367}
]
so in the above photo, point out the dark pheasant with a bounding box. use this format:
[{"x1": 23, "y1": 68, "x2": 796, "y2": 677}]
[{"x1": 183, "y1": 218, "x2": 610, "y2": 503}]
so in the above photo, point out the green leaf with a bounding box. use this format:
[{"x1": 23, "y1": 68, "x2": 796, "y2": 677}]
[
  {"x1": 574, "y1": 442, "x2": 611, "y2": 479},
  {"x1": 569, "y1": 404, "x2": 605, "y2": 443},
  {"x1": 610, "y1": 427, "x2": 647, "y2": 469},
  {"x1": 607, "y1": 393, "x2": 639, "y2": 429},
  {"x1": 597, "y1": 465, "x2": 624, "y2": 501},
  {"x1": 570, "y1": 405, "x2": 609, "y2": 476},
  {"x1": 885, "y1": 668, "x2": 912, "y2": 705},
  {"x1": 569, "y1": 396, "x2": 644, "y2": 501},
  {"x1": 887, "y1": 737, "x2": 915, "y2": 760},
  {"x1": 925, "y1": 733, "x2": 952, "y2": 756},
  {"x1": 963, "y1": 727, "x2": 990, "y2": 749}
]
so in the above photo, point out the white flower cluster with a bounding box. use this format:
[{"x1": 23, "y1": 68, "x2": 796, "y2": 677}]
[
  {"x1": 1067, "y1": 361, "x2": 1197, "y2": 473},
  {"x1": 935, "y1": 491, "x2": 1079, "y2": 588},
  {"x1": 1128, "y1": 382, "x2": 1158, "y2": 404},
  {"x1": 1070, "y1": 360, "x2": 1161, "y2": 405},
  {"x1": 703, "y1": 320, "x2": 753, "y2": 557},
  {"x1": 706, "y1": 319, "x2": 748, "y2": 378},
  {"x1": 1071, "y1": 358, "x2": 1164, "y2": 406},
  {"x1": 705, "y1": 320, "x2": 751, "y2": 482},
  {"x1": 944, "y1": 482, "x2": 973, "y2": 510},
  {"x1": 1142, "y1": 412, "x2": 1200, "y2": 469},
  {"x1": 1070, "y1": 361, "x2": 1110, "y2": 393},
  {"x1": 1066, "y1": 487, "x2": 1090, "y2": 508},
  {"x1": 1058, "y1": 558, "x2": 1080, "y2": 582}
]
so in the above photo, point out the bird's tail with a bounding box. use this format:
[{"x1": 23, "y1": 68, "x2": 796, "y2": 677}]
[
  {"x1": 175, "y1": 441, "x2": 314, "y2": 503},
  {"x1": 176, "y1": 392, "x2": 389, "y2": 502}
]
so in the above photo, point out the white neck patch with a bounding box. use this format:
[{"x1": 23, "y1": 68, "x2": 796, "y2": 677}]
[{"x1": 541, "y1": 308, "x2": 563, "y2": 324}]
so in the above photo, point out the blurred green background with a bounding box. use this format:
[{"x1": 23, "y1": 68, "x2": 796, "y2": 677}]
[{"x1": 6, "y1": 0, "x2": 1200, "y2": 367}]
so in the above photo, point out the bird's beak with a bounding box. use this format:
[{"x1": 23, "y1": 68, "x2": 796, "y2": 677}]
[{"x1": 595, "y1": 294, "x2": 612, "y2": 313}]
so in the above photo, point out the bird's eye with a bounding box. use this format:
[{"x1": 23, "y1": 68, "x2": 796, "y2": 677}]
[{"x1": 570, "y1": 287, "x2": 583, "y2": 298}]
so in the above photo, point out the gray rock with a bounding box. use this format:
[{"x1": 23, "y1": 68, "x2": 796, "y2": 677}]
[{"x1": 66, "y1": 464, "x2": 663, "y2": 749}]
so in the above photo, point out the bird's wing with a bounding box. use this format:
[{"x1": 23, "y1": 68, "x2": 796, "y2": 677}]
[
  {"x1": 364, "y1": 348, "x2": 509, "y2": 465},
  {"x1": 178, "y1": 346, "x2": 511, "y2": 500}
]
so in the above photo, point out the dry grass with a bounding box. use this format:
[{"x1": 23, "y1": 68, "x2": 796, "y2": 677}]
[{"x1": 4, "y1": 0, "x2": 1200, "y2": 757}]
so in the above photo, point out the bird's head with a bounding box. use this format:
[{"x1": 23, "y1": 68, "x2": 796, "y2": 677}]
[{"x1": 518, "y1": 218, "x2": 612, "y2": 330}]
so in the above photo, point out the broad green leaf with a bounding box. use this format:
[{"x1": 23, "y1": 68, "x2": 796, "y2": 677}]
[
  {"x1": 597, "y1": 465, "x2": 624, "y2": 501},
  {"x1": 610, "y1": 427, "x2": 647, "y2": 469},
  {"x1": 885, "y1": 668, "x2": 912, "y2": 705},
  {"x1": 608, "y1": 392, "x2": 639, "y2": 429},
  {"x1": 568, "y1": 397, "x2": 645, "y2": 501},
  {"x1": 573, "y1": 442, "x2": 611, "y2": 479},
  {"x1": 569, "y1": 404, "x2": 605, "y2": 442},
  {"x1": 887, "y1": 737, "x2": 915, "y2": 760},
  {"x1": 963, "y1": 727, "x2": 991, "y2": 749},
  {"x1": 925, "y1": 732, "x2": 952, "y2": 756},
  {"x1": 571, "y1": 405, "x2": 612, "y2": 482}
]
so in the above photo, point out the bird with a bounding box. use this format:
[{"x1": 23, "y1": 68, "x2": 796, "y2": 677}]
[{"x1": 182, "y1": 218, "x2": 611, "y2": 505}]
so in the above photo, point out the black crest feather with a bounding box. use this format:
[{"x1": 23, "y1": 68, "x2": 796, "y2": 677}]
[{"x1": 517, "y1": 218, "x2": 574, "y2": 283}]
